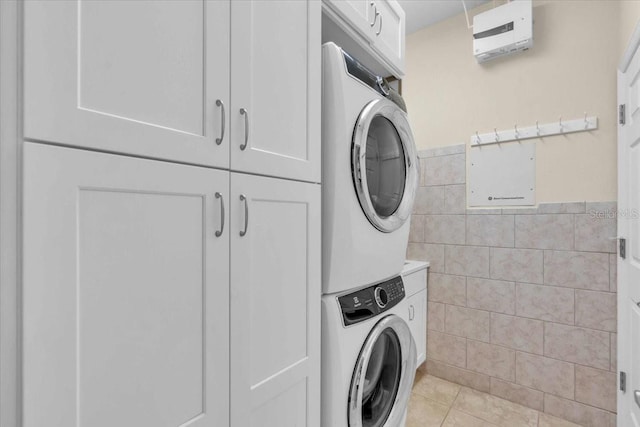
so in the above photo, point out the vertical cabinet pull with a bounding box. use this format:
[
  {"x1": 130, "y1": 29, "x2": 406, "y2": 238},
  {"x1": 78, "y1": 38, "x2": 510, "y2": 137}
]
[
  {"x1": 635, "y1": 390, "x2": 640, "y2": 408},
  {"x1": 376, "y1": 13, "x2": 383, "y2": 36},
  {"x1": 409, "y1": 304, "x2": 415, "y2": 320},
  {"x1": 369, "y1": 2, "x2": 377, "y2": 26},
  {"x1": 215, "y1": 100, "x2": 225, "y2": 145},
  {"x1": 215, "y1": 192, "x2": 225, "y2": 237},
  {"x1": 240, "y1": 108, "x2": 249, "y2": 151},
  {"x1": 239, "y1": 194, "x2": 249, "y2": 236}
]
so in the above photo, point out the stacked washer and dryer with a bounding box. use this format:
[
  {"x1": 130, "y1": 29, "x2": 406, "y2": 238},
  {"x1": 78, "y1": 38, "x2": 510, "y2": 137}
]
[{"x1": 321, "y1": 42, "x2": 426, "y2": 427}]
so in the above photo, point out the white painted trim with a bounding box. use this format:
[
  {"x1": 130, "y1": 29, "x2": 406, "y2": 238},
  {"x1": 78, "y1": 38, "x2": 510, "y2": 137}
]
[
  {"x1": 0, "y1": 1, "x2": 21, "y2": 426},
  {"x1": 620, "y1": 20, "x2": 640, "y2": 72}
]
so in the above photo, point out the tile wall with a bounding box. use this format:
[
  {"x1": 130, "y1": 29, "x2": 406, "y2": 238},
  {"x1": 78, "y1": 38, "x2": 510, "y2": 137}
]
[{"x1": 407, "y1": 144, "x2": 618, "y2": 427}]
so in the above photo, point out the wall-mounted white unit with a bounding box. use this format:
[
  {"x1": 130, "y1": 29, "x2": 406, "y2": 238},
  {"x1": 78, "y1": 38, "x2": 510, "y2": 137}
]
[{"x1": 473, "y1": 0, "x2": 532, "y2": 63}]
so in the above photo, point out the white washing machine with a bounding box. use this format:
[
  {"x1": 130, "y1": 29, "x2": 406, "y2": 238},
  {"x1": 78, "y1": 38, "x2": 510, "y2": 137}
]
[
  {"x1": 322, "y1": 275, "x2": 417, "y2": 427},
  {"x1": 322, "y1": 42, "x2": 419, "y2": 295}
]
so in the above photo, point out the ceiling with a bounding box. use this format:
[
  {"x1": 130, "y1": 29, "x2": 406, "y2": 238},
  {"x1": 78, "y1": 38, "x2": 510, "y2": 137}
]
[{"x1": 398, "y1": 0, "x2": 490, "y2": 34}]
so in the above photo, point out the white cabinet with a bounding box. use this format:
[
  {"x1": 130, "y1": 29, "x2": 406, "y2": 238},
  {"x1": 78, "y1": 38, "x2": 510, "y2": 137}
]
[
  {"x1": 402, "y1": 261, "x2": 428, "y2": 369},
  {"x1": 230, "y1": 0, "x2": 321, "y2": 182},
  {"x1": 370, "y1": 0, "x2": 405, "y2": 73},
  {"x1": 23, "y1": 142, "x2": 230, "y2": 427},
  {"x1": 24, "y1": 0, "x2": 230, "y2": 169},
  {"x1": 24, "y1": 0, "x2": 321, "y2": 183},
  {"x1": 407, "y1": 290, "x2": 427, "y2": 367},
  {"x1": 230, "y1": 173, "x2": 320, "y2": 427},
  {"x1": 23, "y1": 143, "x2": 321, "y2": 427},
  {"x1": 322, "y1": 0, "x2": 405, "y2": 77}
]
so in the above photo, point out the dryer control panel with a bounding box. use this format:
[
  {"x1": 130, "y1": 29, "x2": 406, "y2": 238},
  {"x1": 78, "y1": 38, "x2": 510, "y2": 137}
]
[{"x1": 338, "y1": 276, "x2": 405, "y2": 327}]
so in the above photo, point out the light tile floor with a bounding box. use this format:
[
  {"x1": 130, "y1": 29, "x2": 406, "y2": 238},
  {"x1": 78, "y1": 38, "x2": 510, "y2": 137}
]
[{"x1": 407, "y1": 370, "x2": 583, "y2": 427}]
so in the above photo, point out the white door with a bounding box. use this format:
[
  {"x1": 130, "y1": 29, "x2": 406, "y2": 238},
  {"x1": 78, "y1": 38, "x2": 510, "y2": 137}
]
[
  {"x1": 370, "y1": 0, "x2": 405, "y2": 74},
  {"x1": 229, "y1": 172, "x2": 320, "y2": 427},
  {"x1": 23, "y1": 0, "x2": 230, "y2": 168},
  {"x1": 230, "y1": 0, "x2": 321, "y2": 183},
  {"x1": 618, "y1": 27, "x2": 640, "y2": 426},
  {"x1": 23, "y1": 143, "x2": 229, "y2": 427}
]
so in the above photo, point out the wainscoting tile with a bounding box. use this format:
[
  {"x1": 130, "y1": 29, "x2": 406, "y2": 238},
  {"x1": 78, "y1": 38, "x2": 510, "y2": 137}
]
[
  {"x1": 428, "y1": 302, "x2": 445, "y2": 332},
  {"x1": 414, "y1": 186, "x2": 445, "y2": 214},
  {"x1": 515, "y1": 352, "x2": 575, "y2": 399},
  {"x1": 537, "y1": 202, "x2": 586, "y2": 214},
  {"x1": 490, "y1": 248, "x2": 543, "y2": 284},
  {"x1": 610, "y1": 253, "x2": 617, "y2": 292},
  {"x1": 418, "y1": 144, "x2": 466, "y2": 158},
  {"x1": 515, "y1": 214, "x2": 574, "y2": 250},
  {"x1": 575, "y1": 365, "x2": 617, "y2": 412},
  {"x1": 445, "y1": 245, "x2": 490, "y2": 278},
  {"x1": 543, "y1": 250, "x2": 609, "y2": 291},
  {"x1": 610, "y1": 333, "x2": 617, "y2": 372},
  {"x1": 424, "y1": 153, "x2": 466, "y2": 186},
  {"x1": 575, "y1": 290, "x2": 616, "y2": 332},
  {"x1": 427, "y1": 331, "x2": 467, "y2": 368},
  {"x1": 467, "y1": 277, "x2": 515, "y2": 315},
  {"x1": 444, "y1": 184, "x2": 467, "y2": 214},
  {"x1": 428, "y1": 273, "x2": 466, "y2": 306},
  {"x1": 515, "y1": 283, "x2": 574, "y2": 324},
  {"x1": 407, "y1": 243, "x2": 445, "y2": 273},
  {"x1": 466, "y1": 340, "x2": 515, "y2": 382},
  {"x1": 491, "y1": 313, "x2": 543, "y2": 354},
  {"x1": 408, "y1": 215, "x2": 424, "y2": 243},
  {"x1": 426, "y1": 359, "x2": 491, "y2": 393},
  {"x1": 424, "y1": 214, "x2": 466, "y2": 245},
  {"x1": 543, "y1": 394, "x2": 616, "y2": 427},
  {"x1": 466, "y1": 215, "x2": 515, "y2": 248},
  {"x1": 445, "y1": 305, "x2": 491, "y2": 342},
  {"x1": 489, "y1": 378, "x2": 544, "y2": 412},
  {"x1": 575, "y1": 213, "x2": 617, "y2": 253},
  {"x1": 544, "y1": 323, "x2": 610, "y2": 370}
]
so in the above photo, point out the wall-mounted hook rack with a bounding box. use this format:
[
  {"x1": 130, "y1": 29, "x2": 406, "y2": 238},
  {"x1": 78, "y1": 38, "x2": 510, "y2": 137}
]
[{"x1": 470, "y1": 115, "x2": 598, "y2": 146}]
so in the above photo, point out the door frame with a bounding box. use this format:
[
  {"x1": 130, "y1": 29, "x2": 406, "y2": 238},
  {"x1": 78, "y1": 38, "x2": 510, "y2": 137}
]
[
  {"x1": 617, "y1": 19, "x2": 640, "y2": 424},
  {"x1": 0, "y1": 1, "x2": 22, "y2": 426}
]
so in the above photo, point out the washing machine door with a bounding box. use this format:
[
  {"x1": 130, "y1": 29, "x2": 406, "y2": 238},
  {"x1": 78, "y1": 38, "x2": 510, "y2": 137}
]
[
  {"x1": 348, "y1": 315, "x2": 417, "y2": 427},
  {"x1": 352, "y1": 98, "x2": 419, "y2": 233}
]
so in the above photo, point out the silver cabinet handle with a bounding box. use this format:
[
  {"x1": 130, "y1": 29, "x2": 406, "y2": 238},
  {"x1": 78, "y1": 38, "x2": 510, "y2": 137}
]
[
  {"x1": 409, "y1": 304, "x2": 415, "y2": 320},
  {"x1": 635, "y1": 390, "x2": 640, "y2": 408},
  {"x1": 240, "y1": 108, "x2": 249, "y2": 151},
  {"x1": 376, "y1": 12, "x2": 383, "y2": 36},
  {"x1": 369, "y1": 2, "x2": 377, "y2": 26},
  {"x1": 239, "y1": 194, "x2": 248, "y2": 236},
  {"x1": 215, "y1": 100, "x2": 225, "y2": 145},
  {"x1": 215, "y1": 192, "x2": 224, "y2": 237}
]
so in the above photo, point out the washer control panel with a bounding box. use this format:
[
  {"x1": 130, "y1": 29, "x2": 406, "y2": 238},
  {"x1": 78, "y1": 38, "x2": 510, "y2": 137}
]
[{"x1": 338, "y1": 276, "x2": 405, "y2": 327}]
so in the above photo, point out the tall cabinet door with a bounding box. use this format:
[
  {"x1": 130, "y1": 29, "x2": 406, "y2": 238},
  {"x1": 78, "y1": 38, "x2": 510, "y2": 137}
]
[
  {"x1": 24, "y1": 1, "x2": 230, "y2": 168},
  {"x1": 230, "y1": 172, "x2": 320, "y2": 427},
  {"x1": 230, "y1": 0, "x2": 321, "y2": 183},
  {"x1": 23, "y1": 143, "x2": 230, "y2": 427}
]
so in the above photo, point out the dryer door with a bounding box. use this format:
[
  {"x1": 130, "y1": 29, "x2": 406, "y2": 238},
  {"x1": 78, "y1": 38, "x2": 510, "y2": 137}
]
[
  {"x1": 352, "y1": 98, "x2": 418, "y2": 233},
  {"x1": 348, "y1": 315, "x2": 416, "y2": 427}
]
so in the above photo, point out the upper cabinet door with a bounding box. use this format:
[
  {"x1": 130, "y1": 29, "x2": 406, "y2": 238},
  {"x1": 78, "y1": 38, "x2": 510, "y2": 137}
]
[
  {"x1": 371, "y1": 0, "x2": 405, "y2": 74},
  {"x1": 23, "y1": 143, "x2": 230, "y2": 427},
  {"x1": 230, "y1": 0, "x2": 321, "y2": 183},
  {"x1": 324, "y1": 0, "x2": 373, "y2": 37},
  {"x1": 230, "y1": 172, "x2": 320, "y2": 427},
  {"x1": 24, "y1": 0, "x2": 230, "y2": 168}
]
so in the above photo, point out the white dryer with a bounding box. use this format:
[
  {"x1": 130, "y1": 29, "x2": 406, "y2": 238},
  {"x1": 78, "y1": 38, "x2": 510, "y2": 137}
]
[
  {"x1": 322, "y1": 275, "x2": 417, "y2": 427},
  {"x1": 322, "y1": 42, "x2": 419, "y2": 295}
]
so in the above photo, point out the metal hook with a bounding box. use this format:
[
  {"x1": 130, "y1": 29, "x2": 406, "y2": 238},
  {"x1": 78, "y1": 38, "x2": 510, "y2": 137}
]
[
  {"x1": 514, "y1": 124, "x2": 519, "y2": 139},
  {"x1": 536, "y1": 120, "x2": 540, "y2": 136},
  {"x1": 584, "y1": 112, "x2": 588, "y2": 129},
  {"x1": 494, "y1": 128, "x2": 499, "y2": 142},
  {"x1": 559, "y1": 116, "x2": 563, "y2": 132},
  {"x1": 475, "y1": 131, "x2": 481, "y2": 145}
]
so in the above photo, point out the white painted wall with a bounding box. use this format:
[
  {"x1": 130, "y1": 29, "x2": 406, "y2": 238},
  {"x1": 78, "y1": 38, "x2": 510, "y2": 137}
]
[{"x1": 404, "y1": 0, "x2": 635, "y2": 203}]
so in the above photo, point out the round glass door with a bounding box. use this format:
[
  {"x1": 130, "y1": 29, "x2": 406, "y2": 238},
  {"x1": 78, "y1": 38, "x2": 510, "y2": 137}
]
[
  {"x1": 348, "y1": 316, "x2": 416, "y2": 427},
  {"x1": 352, "y1": 99, "x2": 418, "y2": 233}
]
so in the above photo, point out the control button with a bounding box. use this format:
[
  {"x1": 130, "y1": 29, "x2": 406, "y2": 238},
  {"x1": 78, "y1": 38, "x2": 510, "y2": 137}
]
[{"x1": 374, "y1": 287, "x2": 389, "y2": 309}]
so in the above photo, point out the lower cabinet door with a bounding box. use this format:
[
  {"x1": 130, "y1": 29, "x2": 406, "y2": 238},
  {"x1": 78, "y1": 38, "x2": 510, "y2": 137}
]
[
  {"x1": 407, "y1": 290, "x2": 427, "y2": 368},
  {"x1": 23, "y1": 143, "x2": 229, "y2": 427},
  {"x1": 230, "y1": 172, "x2": 320, "y2": 427}
]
